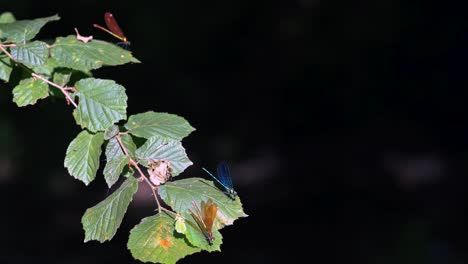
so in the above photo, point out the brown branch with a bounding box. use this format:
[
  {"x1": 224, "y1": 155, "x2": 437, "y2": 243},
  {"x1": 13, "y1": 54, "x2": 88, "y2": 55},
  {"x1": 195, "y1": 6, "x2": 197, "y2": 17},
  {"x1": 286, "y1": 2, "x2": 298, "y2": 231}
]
[
  {"x1": 116, "y1": 134, "x2": 163, "y2": 213},
  {"x1": 31, "y1": 73, "x2": 78, "y2": 108},
  {"x1": 2, "y1": 41, "x2": 180, "y2": 218},
  {"x1": 161, "y1": 207, "x2": 178, "y2": 217},
  {"x1": 1, "y1": 44, "x2": 77, "y2": 108},
  {"x1": 63, "y1": 86, "x2": 76, "y2": 92},
  {"x1": 0, "y1": 45, "x2": 15, "y2": 61}
]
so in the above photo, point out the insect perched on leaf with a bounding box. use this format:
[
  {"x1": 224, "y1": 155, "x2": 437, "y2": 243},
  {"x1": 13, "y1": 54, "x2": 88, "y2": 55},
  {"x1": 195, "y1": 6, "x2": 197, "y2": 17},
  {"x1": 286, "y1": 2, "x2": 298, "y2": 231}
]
[
  {"x1": 188, "y1": 199, "x2": 218, "y2": 245},
  {"x1": 93, "y1": 12, "x2": 130, "y2": 48},
  {"x1": 202, "y1": 162, "x2": 237, "y2": 200}
]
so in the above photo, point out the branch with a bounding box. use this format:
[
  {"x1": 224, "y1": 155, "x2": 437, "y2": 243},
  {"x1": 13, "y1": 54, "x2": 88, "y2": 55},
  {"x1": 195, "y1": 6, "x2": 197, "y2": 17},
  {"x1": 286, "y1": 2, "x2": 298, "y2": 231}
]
[
  {"x1": 115, "y1": 134, "x2": 163, "y2": 213},
  {"x1": 0, "y1": 44, "x2": 78, "y2": 108},
  {"x1": 161, "y1": 207, "x2": 178, "y2": 217},
  {"x1": 31, "y1": 73, "x2": 78, "y2": 108},
  {"x1": 0, "y1": 44, "x2": 15, "y2": 61}
]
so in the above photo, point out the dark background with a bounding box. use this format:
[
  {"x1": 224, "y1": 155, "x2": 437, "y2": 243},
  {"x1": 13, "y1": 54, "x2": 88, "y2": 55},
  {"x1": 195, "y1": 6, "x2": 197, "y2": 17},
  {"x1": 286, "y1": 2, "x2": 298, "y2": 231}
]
[{"x1": 1, "y1": 0, "x2": 468, "y2": 263}]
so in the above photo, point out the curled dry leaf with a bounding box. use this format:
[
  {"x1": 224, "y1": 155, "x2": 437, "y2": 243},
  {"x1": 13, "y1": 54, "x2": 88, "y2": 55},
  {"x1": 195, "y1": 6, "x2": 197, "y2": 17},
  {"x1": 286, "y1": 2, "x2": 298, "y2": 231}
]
[
  {"x1": 74, "y1": 27, "x2": 93, "y2": 43},
  {"x1": 147, "y1": 159, "x2": 173, "y2": 186}
]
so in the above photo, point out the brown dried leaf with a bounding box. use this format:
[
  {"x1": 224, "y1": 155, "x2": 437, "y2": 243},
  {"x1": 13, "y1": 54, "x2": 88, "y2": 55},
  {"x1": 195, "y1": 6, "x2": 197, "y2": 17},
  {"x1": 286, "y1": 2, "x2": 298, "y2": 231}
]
[{"x1": 147, "y1": 159, "x2": 173, "y2": 185}]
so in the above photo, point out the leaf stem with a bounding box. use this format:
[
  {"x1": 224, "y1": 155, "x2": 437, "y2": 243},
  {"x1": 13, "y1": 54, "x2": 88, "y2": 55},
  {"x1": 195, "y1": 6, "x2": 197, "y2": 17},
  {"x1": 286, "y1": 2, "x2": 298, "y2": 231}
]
[
  {"x1": 115, "y1": 135, "x2": 130, "y2": 156},
  {"x1": 161, "y1": 207, "x2": 178, "y2": 217},
  {"x1": 115, "y1": 134, "x2": 163, "y2": 213},
  {"x1": 0, "y1": 44, "x2": 15, "y2": 61},
  {"x1": 31, "y1": 73, "x2": 78, "y2": 108}
]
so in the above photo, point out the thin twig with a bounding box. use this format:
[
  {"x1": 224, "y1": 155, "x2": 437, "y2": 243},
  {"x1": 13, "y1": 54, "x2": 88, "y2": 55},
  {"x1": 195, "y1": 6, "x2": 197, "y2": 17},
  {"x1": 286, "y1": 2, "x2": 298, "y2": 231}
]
[
  {"x1": 63, "y1": 86, "x2": 76, "y2": 92},
  {"x1": 132, "y1": 159, "x2": 162, "y2": 212},
  {"x1": 32, "y1": 73, "x2": 78, "y2": 108},
  {"x1": 151, "y1": 182, "x2": 162, "y2": 212},
  {"x1": 116, "y1": 135, "x2": 131, "y2": 156},
  {"x1": 0, "y1": 44, "x2": 77, "y2": 108},
  {"x1": 116, "y1": 135, "x2": 162, "y2": 213},
  {"x1": 0, "y1": 45, "x2": 15, "y2": 61},
  {"x1": 161, "y1": 207, "x2": 178, "y2": 217}
]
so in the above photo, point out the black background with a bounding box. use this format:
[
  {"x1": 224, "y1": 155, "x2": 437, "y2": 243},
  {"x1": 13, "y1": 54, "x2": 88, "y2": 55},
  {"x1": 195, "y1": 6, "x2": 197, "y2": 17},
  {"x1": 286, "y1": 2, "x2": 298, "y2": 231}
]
[{"x1": 1, "y1": 0, "x2": 468, "y2": 263}]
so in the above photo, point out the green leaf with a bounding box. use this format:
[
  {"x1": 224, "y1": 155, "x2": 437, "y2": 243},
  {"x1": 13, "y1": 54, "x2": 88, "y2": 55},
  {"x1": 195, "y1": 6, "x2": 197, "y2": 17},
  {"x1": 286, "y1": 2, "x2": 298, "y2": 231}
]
[
  {"x1": 104, "y1": 155, "x2": 130, "y2": 189},
  {"x1": 0, "y1": 55, "x2": 13, "y2": 82},
  {"x1": 184, "y1": 218, "x2": 223, "y2": 252},
  {"x1": 11, "y1": 41, "x2": 48, "y2": 68},
  {"x1": 73, "y1": 78, "x2": 127, "y2": 132},
  {"x1": 120, "y1": 134, "x2": 137, "y2": 156},
  {"x1": 12, "y1": 77, "x2": 49, "y2": 106},
  {"x1": 104, "y1": 125, "x2": 119, "y2": 140},
  {"x1": 50, "y1": 67, "x2": 91, "y2": 97},
  {"x1": 106, "y1": 134, "x2": 137, "y2": 159},
  {"x1": 32, "y1": 58, "x2": 58, "y2": 77},
  {"x1": 82, "y1": 177, "x2": 139, "y2": 242},
  {"x1": 52, "y1": 68, "x2": 72, "y2": 86},
  {"x1": 64, "y1": 130, "x2": 104, "y2": 185},
  {"x1": 122, "y1": 170, "x2": 133, "y2": 178},
  {"x1": 159, "y1": 178, "x2": 247, "y2": 227},
  {"x1": 50, "y1": 36, "x2": 140, "y2": 72},
  {"x1": 135, "y1": 136, "x2": 192, "y2": 176},
  {"x1": 0, "y1": 12, "x2": 16, "y2": 24},
  {"x1": 0, "y1": 15, "x2": 59, "y2": 42},
  {"x1": 125, "y1": 112, "x2": 195, "y2": 140},
  {"x1": 104, "y1": 134, "x2": 136, "y2": 188},
  {"x1": 128, "y1": 212, "x2": 201, "y2": 264}
]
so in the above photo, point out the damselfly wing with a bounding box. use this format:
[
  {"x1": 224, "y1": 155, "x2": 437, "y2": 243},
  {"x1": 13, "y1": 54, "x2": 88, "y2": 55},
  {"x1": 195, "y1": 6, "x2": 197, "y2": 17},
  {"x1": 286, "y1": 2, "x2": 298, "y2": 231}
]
[
  {"x1": 188, "y1": 199, "x2": 218, "y2": 245},
  {"x1": 93, "y1": 12, "x2": 130, "y2": 47},
  {"x1": 202, "y1": 162, "x2": 237, "y2": 200}
]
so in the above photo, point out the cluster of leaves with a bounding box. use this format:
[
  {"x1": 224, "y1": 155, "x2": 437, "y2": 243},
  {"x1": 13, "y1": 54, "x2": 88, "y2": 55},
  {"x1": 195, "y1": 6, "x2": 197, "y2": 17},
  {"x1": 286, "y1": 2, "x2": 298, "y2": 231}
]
[{"x1": 0, "y1": 12, "x2": 247, "y2": 263}]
